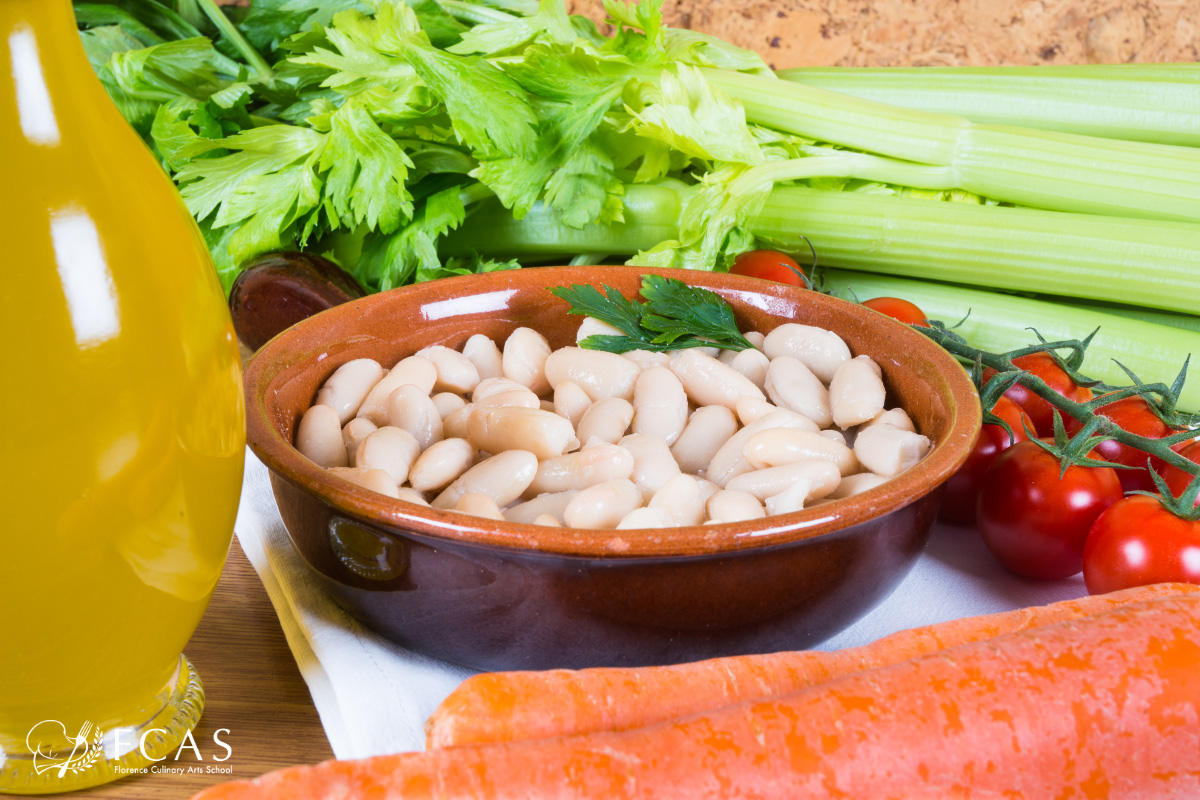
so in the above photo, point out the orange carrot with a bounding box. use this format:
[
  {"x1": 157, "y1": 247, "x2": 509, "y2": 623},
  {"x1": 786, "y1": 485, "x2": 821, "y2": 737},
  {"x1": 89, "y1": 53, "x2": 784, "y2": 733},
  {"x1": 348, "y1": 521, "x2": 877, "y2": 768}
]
[
  {"x1": 194, "y1": 593, "x2": 1200, "y2": 800},
  {"x1": 427, "y1": 582, "x2": 1200, "y2": 748}
]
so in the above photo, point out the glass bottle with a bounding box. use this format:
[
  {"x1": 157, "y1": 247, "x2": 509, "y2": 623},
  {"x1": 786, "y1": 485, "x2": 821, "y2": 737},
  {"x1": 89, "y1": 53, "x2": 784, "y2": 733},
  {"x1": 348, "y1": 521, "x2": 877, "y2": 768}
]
[{"x1": 0, "y1": 0, "x2": 245, "y2": 792}]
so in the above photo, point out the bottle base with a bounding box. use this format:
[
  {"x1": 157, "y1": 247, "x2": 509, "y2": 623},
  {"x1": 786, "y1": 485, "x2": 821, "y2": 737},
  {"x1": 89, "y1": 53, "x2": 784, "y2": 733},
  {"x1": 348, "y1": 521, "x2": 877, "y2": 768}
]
[{"x1": 0, "y1": 655, "x2": 205, "y2": 795}]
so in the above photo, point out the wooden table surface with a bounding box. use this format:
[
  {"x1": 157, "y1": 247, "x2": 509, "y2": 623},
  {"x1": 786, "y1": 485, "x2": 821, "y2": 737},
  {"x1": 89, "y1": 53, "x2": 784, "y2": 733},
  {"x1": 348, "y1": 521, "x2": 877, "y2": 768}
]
[{"x1": 62, "y1": 538, "x2": 334, "y2": 800}]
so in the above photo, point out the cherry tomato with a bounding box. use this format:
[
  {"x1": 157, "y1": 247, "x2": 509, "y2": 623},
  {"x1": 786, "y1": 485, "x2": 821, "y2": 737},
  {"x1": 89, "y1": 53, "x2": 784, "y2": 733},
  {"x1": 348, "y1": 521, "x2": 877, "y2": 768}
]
[
  {"x1": 1063, "y1": 395, "x2": 1175, "y2": 492},
  {"x1": 976, "y1": 440, "x2": 1123, "y2": 580},
  {"x1": 861, "y1": 297, "x2": 930, "y2": 327},
  {"x1": 1082, "y1": 495, "x2": 1200, "y2": 594},
  {"x1": 1157, "y1": 439, "x2": 1200, "y2": 502},
  {"x1": 730, "y1": 250, "x2": 806, "y2": 285},
  {"x1": 940, "y1": 396, "x2": 1033, "y2": 525},
  {"x1": 982, "y1": 352, "x2": 1093, "y2": 438}
]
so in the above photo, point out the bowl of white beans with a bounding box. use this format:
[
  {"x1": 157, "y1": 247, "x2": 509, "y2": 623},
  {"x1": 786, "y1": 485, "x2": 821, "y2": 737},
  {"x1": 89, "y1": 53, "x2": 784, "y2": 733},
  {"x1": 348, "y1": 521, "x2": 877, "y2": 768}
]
[{"x1": 245, "y1": 266, "x2": 980, "y2": 670}]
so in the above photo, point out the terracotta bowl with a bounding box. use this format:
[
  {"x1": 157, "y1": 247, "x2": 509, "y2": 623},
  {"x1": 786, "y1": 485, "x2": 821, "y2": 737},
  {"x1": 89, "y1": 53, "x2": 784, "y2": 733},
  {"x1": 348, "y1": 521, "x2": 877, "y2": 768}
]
[{"x1": 245, "y1": 266, "x2": 980, "y2": 671}]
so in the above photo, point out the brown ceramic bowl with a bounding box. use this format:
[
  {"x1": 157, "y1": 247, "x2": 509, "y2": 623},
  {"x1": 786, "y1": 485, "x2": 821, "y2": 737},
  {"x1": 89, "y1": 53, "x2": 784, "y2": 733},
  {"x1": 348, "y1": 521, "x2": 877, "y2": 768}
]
[{"x1": 245, "y1": 266, "x2": 980, "y2": 671}]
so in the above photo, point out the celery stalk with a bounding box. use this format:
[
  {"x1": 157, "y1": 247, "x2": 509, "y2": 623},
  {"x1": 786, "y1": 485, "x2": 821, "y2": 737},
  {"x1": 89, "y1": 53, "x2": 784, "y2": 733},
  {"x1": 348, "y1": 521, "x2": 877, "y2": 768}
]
[
  {"x1": 752, "y1": 186, "x2": 1200, "y2": 315},
  {"x1": 1057, "y1": 301, "x2": 1200, "y2": 335},
  {"x1": 777, "y1": 65, "x2": 1200, "y2": 147},
  {"x1": 820, "y1": 269, "x2": 1200, "y2": 411},
  {"x1": 444, "y1": 184, "x2": 1200, "y2": 315},
  {"x1": 700, "y1": 68, "x2": 1200, "y2": 224}
]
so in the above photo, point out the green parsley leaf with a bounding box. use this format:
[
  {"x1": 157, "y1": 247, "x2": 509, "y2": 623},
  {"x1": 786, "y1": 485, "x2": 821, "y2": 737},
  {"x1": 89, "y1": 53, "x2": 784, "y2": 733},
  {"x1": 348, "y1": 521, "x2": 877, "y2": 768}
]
[
  {"x1": 551, "y1": 276, "x2": 752, "y2": 353},
  {"x1": 639, "y1": 274, "x2": 752, "y2": 349}
]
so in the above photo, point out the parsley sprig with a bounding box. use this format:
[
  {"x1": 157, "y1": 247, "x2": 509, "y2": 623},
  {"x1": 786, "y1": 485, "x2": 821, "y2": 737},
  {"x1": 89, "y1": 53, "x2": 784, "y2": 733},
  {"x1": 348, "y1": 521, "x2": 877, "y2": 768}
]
[{"x1": 550, "y1": 276, "x2": 753, "y2": 353}]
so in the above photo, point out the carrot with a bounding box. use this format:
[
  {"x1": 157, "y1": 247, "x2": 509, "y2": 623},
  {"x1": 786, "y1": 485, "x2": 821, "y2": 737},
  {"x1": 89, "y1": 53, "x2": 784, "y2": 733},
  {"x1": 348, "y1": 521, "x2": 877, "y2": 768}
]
[
  {"x1": 426, "y1": 582, "x2": 1200, "y2": 748},
  {"x1": 194, "y1": 593, "x2": 1200, "y2": 800}
]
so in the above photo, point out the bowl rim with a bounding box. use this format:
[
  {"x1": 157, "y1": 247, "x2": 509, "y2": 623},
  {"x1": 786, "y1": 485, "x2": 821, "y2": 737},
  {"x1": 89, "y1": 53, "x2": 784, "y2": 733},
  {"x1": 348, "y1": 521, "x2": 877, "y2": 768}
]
[{"x1": 244, "y1": 266, "x2": 981, "y2": 559}]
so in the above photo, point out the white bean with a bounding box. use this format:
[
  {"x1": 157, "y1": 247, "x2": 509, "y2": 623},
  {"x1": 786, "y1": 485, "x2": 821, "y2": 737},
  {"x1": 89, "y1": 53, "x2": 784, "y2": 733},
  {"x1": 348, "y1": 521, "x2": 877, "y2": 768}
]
[
  {"x1": 431, "y1": 392, "x2": 466, "y2": 419},
  {"x1": 443, "y1": 403, "x2": 474, "y2": 440},
  {"x1": 670, "y1": 405, "x2": 738, "y2": 475},
  {"x1": 820, "y1": 429, "x2": 848, "y2": 446},
  {"x1": 341, "y1": 417, "x2": 378, "y2": 466},
  {"x1": 502, "y1": 327, "x2": 553, "y2": 395},
  {"x1": 860, "y1": 407, "x2": 916, "y2": 433},
  {"x1": 408, "y1": 438, "x2": 475, "y2": 492},
  {"x1": 706, "y1": 490, "x2": 766, "y2": 523},
  {"x1": 472, "y1": 377, "x2": 532, "y2": 403},
  {"x1": 540, "y1": 400, "x2": 556, "y2": 413},
  {"x1": 828, "y1": 472, "x2": 890, "y2": 499},
  {"x1": 695, "y1": 478, "x2": 720, "y2": 505},
  {"x1": 735, "y1": 396, "x2": 785, "y2": 426},
  {"x1": 763, "y1": 323, "x2": 851, "y2": 384},
  {"x1": 316, "y1": 358, "x2": 384, "y2": 424},
  {"x1": 455, "y1": 492, "x2": 505, "y2": 521},
  {"x1": 765, "y1": 356, "x2": 832, "y2": 428},
  {"x1": 742, "y1": 428, "x2": 859, "y2": 476},
  {"x1": 563, "y1": 479, "x2": 642, "y2": 529},
  {"x1": 462, "y1": 334, "x2": 504, "y2": 381},
  {"x1": 718, "y1": 348, "x2": 739, "y2": 365},
  {"x1": 467, "y1": 406, "x2": 578, "y2": 459},
  {"x1": 619, "y1": 434, "x2": 682, "y2": 501},
  {"x1": 553, "y1": 381, "x2": 593, "y2": 429},
  {"x1": 623, "y1": 349, "x2": 672, "y2": 370},
  {"x1": 853, "y1": 423, "x2": 932, "y2": 477},
  {"x1": 706, "y1": 410, "x2": 821, "y2": 487},
  {"x1": 765, "y1": 478, "x2": 813, "y2": 516},
  {"x1": 356, "y1": 356, "x2": 437, "y2": 425},
  {"x1": 354, "y1": 426, "x2": 421, "y2": 485},
  {"x1": 505, "y1": 490, "x2": 578, "y2": 524},
  {"x1": 744, "y1": 331, "x2": 765, "y2": 349},
  {"x1": 527, "y1": 444, "x2": 635, "y2": 495},
  {"x1": 576, "y1": 317, "x2": 624, "y2": 342},
  {"x1": 830, "y1": 355, "x2": 886, "y2": 429},
  {"x1": 616, "y1": 507, "x2": 678, "y2": 530},
  {"x1": 670, "y1": 345, "x2": 720, "y2": 360},
  {"x1": 387, "y1": 385, "x2": 444, "y2": 450},
  {"x1": 474, "y1": 389, "x2": 541, "y2": 411},
  {"x1": 327, "y1": 467, "x2": 399, "y2": 499},
  {"x1": 416, "y1": 345, "x2": 480, "y2": 394},
  {"x1": 576, "y1": 397, "x2": 635, "y2": 445},
  {"x1": 726, "y1": 460, "x2": 841, "y2": 502},
  {"x1": 544, "y1": 347, "x2": 640, "y2": 401},
  {"x1": 729, "y1": 348, "x2": 770, "y2": 391},
  {"x1": 669, "y1": 349, "x2": 765, "y2": 409},
  {"x1": 532, "y1": 514, "x2": 561, "y2": 527},
  {"x1": 297, "y1": 404, "x2": 348, "y2": 469},
  {"x1": 631, "y1": 367, "x2": 688, "y2": 445},
  {"x1": 648, "y1": 474, "x2": 705, "y2": 526},
  {"x1": 396, "y1": 487, "x2": 430, "y2": 506},
  {"x1": 433, "y1": 450, "x2": 538, "y2": 509}
]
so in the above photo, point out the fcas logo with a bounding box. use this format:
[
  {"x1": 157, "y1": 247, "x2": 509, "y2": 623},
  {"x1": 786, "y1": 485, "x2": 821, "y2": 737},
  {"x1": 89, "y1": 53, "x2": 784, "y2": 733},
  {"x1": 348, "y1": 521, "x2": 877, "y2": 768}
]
[{"x1": 26, "y1": 720, "x2": 104, "y2": 777}]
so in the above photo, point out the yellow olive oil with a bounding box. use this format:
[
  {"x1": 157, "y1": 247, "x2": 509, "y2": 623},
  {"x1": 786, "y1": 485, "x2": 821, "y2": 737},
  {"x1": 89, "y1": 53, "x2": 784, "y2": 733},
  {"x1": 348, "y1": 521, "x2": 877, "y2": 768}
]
[{"x1": 0, "y1": 0, "x2": 244, "y2": 791}]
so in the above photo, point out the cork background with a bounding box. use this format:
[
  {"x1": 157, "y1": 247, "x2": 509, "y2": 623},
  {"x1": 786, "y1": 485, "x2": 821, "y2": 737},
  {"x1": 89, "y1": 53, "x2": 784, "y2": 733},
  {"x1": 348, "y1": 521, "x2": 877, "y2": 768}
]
[
  {"x1": 217, "y1": 1, "x2": 1199, "y2": 67},
  {"x1": 564, "y1": 0, "x2": 1200, "y2": 68}
]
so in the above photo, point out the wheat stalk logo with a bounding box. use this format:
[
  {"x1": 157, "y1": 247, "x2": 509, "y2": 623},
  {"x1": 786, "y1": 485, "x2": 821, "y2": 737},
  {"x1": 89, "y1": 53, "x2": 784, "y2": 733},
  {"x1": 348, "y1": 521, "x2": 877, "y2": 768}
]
[{"x1": 27, "y1": 720, "x2": 105, "y2": 777}]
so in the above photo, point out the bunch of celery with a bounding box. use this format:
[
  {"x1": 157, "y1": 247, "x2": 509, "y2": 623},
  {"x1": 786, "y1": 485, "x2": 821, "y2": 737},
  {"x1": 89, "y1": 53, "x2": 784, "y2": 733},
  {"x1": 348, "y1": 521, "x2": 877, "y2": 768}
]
[{"x1": 75, "y1": 0, "x2": 1200, "y2": 403}]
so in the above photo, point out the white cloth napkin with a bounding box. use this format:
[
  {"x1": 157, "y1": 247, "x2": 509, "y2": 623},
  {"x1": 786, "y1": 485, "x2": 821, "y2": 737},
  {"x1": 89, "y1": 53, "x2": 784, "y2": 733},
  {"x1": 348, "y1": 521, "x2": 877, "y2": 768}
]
[{"x1": 234, "y1": 447, "x2": 1085, "y2": 760}]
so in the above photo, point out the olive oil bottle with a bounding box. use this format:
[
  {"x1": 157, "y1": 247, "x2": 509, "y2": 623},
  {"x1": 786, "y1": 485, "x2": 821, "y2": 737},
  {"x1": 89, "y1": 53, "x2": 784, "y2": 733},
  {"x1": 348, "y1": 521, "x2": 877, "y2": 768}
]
[{"x1": 0, "y1": 0, "x2": 244, "y2": 792}]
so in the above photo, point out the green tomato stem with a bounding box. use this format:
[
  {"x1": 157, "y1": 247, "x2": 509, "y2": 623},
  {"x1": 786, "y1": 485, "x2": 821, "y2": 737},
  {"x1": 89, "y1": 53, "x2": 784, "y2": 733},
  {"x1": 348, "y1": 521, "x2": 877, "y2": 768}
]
[{"x1": 920, "y1": 326, "x2": 1200, "y2": 480}]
